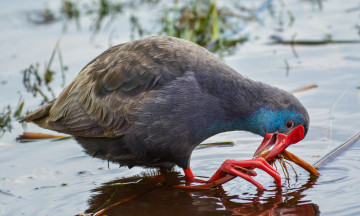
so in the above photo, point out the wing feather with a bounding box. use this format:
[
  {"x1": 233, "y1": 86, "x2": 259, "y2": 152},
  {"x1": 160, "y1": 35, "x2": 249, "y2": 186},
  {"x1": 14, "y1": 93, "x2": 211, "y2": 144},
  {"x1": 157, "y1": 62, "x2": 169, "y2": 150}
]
[{"x1": 26, "y1": 36, "x2": 206, "y2": 137}]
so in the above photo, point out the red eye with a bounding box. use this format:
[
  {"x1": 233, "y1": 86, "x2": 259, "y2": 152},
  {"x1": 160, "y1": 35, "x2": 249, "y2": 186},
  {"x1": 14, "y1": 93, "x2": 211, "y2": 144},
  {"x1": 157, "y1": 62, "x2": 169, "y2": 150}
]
[{"x1": 286, "y1": 120, "x2": 294, "y2": 129}]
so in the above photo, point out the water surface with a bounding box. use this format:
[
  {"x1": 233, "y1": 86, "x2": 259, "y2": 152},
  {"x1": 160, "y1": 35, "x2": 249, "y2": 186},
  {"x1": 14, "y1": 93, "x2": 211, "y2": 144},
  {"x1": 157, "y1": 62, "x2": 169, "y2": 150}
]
[{"x1": 1, "y1": 0, "x2": 360, "y2": 215}]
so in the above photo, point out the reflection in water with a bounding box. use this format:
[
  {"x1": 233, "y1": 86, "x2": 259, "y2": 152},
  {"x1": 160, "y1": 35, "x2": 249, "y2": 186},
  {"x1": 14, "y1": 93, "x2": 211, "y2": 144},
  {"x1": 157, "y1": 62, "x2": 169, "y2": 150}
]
[
  {"x1": 76, "y1": 137, "x2": 320, "y2": 215},
  {"x1": 81, "y1": 171, "x2": 319, "y2": 216}
]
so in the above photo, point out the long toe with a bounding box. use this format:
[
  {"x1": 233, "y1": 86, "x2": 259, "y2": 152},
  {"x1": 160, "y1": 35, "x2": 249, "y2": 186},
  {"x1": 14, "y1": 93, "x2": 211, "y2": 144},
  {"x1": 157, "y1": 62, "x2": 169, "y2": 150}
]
[{"x1": 211, "y1": 158, "x2": 282, "y2": 189}]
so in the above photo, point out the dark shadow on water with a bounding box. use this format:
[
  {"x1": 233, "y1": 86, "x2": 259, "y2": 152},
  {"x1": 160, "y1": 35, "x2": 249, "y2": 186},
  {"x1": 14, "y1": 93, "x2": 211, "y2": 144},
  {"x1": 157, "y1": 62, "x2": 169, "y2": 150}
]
[{"x1": 82, "y1": 171, "x2": 320, "y2": 216}]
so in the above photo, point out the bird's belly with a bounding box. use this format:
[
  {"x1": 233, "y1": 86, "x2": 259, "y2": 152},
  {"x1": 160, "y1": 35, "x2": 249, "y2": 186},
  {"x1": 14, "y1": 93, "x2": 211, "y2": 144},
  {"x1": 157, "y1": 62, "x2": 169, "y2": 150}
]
[{"x1": 74, "y1": 136, "x2": 177, "y2": 169}]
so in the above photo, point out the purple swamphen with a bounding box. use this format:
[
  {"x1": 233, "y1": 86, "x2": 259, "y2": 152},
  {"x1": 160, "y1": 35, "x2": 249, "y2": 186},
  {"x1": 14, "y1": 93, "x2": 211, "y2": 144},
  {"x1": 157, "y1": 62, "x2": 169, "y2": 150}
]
[{"x1": 22, "y1": 36, "x2": 309, "y2": 189}]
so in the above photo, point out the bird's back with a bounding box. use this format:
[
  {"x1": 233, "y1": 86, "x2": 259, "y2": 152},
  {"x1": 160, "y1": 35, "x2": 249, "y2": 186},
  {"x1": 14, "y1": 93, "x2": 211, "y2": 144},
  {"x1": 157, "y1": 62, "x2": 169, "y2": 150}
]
[{"x1": 21, "y1": 36, "x2": 230, "y2": 136}]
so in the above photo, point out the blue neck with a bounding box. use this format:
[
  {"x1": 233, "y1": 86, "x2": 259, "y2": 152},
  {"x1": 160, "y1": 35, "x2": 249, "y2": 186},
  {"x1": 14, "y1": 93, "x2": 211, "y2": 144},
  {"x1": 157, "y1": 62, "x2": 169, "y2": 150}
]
[
  {"x1": 200, "y1": 107, "x2": 303, "y2": 139},
  {"x1": 201, "y1": 119, "x2": 249, "y2": 138}
]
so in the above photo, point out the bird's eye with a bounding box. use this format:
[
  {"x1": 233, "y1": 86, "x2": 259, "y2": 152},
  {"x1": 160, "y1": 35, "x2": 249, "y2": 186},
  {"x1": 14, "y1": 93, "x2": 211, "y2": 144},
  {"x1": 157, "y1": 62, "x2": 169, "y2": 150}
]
[{"x1": 286, "y1": 119, "x2": 294, "y2": 129}]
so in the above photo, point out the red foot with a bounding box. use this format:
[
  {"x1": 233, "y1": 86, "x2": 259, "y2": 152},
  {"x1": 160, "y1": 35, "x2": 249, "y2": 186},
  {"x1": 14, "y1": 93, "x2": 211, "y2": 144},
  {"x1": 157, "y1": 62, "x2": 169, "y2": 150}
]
[
  {"x1": 183, "y1": 168, "x2": 207, "y2": 183},
  {"x1": 210, "y1": 158, "x2": 281, "y2": 189},
  {"x1": 181, "y1": 158, "x2": 281, "y2": 190}
]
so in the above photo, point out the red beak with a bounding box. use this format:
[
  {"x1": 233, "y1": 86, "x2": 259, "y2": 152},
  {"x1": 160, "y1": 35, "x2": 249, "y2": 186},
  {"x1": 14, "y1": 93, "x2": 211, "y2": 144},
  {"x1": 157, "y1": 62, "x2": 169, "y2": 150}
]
[{"x1": 253, "y1": 125, "x2": 305, "y2": 160}]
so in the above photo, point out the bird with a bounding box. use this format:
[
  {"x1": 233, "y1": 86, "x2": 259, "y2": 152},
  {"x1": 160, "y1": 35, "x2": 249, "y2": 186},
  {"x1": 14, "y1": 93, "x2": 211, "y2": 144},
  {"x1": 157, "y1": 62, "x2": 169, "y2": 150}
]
[{"x1": 21, "y1": 36, "x2": 309, "y2": 190}]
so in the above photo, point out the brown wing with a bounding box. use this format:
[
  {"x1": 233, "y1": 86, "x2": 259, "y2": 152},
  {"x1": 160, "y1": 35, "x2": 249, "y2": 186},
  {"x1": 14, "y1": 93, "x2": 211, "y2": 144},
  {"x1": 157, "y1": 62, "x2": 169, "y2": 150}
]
[{"x1": 22, "y1": 36, "x2": 208, "y2": 137}]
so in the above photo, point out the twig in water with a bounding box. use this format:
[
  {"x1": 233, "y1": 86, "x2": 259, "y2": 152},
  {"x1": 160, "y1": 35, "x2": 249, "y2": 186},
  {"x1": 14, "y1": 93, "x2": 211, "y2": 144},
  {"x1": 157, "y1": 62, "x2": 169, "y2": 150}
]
[
  {"x1": 291, "y1": 84, "x2": 318, "y2": 93},
  {"x1": 17, "y1": 132, "x2": 69, "y2": 140},
  {"x1": 270, "y1": 35, "x2": 360, "y2": 45},
  {"x1": 313, "y1": 132, "x2": 360, "y2": 169},
  {"x1": 197, "y1": 141, "x2": 235, "y2": 148}
]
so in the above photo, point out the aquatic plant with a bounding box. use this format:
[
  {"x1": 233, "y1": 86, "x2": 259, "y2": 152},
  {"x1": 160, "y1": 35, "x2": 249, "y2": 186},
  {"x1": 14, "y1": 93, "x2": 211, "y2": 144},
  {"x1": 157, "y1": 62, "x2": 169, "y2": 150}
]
[
  {"x1": 61, "y1": 0, "x2": 80, "y2": 20},
  {"x1": 30, "y1": 0, "x2": 249, "y2": 55},
  {"x1": 22, "y1": 63, "x2": 53, "y2": 104},
  {"x1": 0, "y1": 97, "x2": 25, "y2": 137},
  {"x1": 160, "y1": 0, "x2": 247, "y2": 55},
  {"x1": 21, "y1": 40, "x2": 67, "y2": 105},
  {"x1": 60, "y1": 0, "x2": 123, "y2": 32},
  {"x1": 0, "y1": 105, "x2": 12, "y2": 137}
]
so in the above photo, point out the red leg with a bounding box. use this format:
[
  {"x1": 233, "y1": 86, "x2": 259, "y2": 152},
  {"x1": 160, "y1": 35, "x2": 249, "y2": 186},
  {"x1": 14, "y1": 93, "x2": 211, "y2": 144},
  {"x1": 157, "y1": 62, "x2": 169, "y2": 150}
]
[
  {"x1": 183, "y1": 168, "x2": 207, "y2": 183},
  {"x1": 183, "y1": 167, "x2": 195, "y2": 180},
  {"x1": 181, "y1": 158, "x2": 281, "y2": 190}
]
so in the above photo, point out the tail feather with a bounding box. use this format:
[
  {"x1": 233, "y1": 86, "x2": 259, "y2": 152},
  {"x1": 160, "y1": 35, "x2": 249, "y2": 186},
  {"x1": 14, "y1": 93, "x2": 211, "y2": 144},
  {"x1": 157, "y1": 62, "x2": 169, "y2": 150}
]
[{"x1": 20, "y1": 100, "x2": 55, "y2": 123}]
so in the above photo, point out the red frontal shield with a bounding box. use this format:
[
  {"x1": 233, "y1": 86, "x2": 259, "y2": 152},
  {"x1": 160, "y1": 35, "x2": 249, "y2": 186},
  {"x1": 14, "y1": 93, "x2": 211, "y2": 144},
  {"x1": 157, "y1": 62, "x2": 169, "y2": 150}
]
[{"x1": 253, "y1": 125, "x2": 305, "y2": 160}]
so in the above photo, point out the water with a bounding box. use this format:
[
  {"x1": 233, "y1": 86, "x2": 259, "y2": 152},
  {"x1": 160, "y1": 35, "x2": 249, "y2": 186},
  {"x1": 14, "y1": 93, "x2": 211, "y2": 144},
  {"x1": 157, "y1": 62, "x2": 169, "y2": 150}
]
[{"x1": 1, "y1": 0, "x2": 360, "y2": 215}]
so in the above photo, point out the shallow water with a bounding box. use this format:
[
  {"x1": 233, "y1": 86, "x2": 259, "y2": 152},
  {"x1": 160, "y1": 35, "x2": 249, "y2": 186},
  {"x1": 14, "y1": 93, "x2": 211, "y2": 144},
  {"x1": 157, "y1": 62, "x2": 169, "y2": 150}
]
[{"x1": 1, "y1": 0, "x2": 360, "y2": 215}]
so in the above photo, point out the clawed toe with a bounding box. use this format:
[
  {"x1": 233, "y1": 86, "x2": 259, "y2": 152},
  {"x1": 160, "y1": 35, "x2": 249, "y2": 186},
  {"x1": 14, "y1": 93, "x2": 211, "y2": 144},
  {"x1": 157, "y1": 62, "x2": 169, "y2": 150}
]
[{"x1": 179, "y1": 158, "x2": 281, "y2": 190}]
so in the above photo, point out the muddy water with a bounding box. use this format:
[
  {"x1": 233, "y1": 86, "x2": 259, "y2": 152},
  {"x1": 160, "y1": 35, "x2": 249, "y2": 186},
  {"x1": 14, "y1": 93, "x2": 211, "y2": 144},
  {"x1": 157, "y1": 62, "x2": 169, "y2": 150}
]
[{"x1": 1, "y1": 0, "x2": 360, "y2": 215}]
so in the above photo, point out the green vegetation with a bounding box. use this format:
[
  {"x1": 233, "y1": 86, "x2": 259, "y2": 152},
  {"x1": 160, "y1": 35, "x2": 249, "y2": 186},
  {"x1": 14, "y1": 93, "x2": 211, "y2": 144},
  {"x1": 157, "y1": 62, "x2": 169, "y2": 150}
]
[
  {"x1": 0, "y1": 98, "x2": 25, "y2": 137},
  {"x1": 22, "y1": 40, "x2": 67, "y2": 105},
  {"x1": 0, "y1": 40, "x2": 68, "y2": 137},
  {"x1": 29, "y1": 0, "x2": 249, "y2": 54},
  {"x1": 0, "y1": 106, "x2": 12, "y2": 137},
  {"x1": 60, "y1": 0, "x2": 123, "y2": 32},
  {"x1": 61, "y1": 0, "x2": 80, "y2": 20},
  {"x1": 160, "y1": 0, "x2": 247, "y2": 55}
]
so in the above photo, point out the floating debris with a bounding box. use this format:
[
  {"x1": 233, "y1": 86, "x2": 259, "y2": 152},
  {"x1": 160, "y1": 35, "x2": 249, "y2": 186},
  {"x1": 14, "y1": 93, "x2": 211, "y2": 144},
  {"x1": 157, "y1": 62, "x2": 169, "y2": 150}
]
[
  {"x1": 197, "y1": 141, "x2": 235, "y2": 148},
  {"x1": 291, "y1": 84, "x2": 318, "y2": 94},
  {"x1": 270, "y1": 35, "x2": 360, "y2": 45},
  {"x1": 17, "y1": 132, "x2": 70, "y2": 141},
  {"x1": 281, "y1": 150, "x2": 319, "y2": 176}
]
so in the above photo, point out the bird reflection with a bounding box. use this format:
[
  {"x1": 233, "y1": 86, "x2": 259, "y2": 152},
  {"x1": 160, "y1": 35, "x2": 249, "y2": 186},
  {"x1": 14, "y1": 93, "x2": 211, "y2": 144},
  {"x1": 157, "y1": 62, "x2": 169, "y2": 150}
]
[{"x1": 81, "y1": 171, "x2": 319, "y2": 216}]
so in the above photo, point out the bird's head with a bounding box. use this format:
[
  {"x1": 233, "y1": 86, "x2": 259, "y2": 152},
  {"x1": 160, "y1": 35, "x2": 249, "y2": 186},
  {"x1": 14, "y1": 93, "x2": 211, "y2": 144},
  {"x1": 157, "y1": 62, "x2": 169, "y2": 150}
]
[{"x1": 248, "y1": 92, "x2": 309, "y2": 160}]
